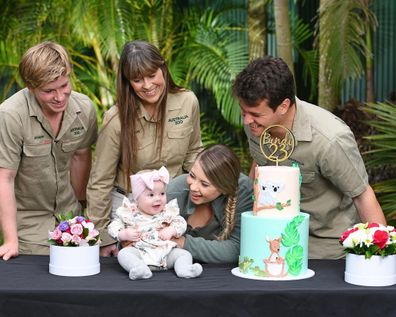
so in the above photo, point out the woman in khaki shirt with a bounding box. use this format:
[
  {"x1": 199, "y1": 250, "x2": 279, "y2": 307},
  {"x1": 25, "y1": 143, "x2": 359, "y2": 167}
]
[{"x1": 86, "y1": 41, "x2": 203, "y2": 255}]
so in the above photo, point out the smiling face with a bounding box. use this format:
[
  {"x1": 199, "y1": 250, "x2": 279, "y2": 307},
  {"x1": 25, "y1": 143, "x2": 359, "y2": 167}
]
[
  {"x1": 137, "y1": 180, "x2": 167, "y2": 216},
  {"x1": 29, "y1": 75, "x2": 72, "y2": 118},
  {"x1": 129, "y1": 68, "x2": 165, "y2": 108},
  {"x1": 239, "y1": 98, "x2": 290, "y2": 137},
  {"x1": 187, "y1": 160, "x2": 222, "y2": 205}
]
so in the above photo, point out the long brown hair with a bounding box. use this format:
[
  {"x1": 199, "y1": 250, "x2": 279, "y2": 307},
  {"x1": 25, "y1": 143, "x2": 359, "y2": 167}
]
[
  {"x1": 196, "y1": 145, "x2": 241, "y2": 240},
  {"x1": 116, "y1": 40, "x2": 183, "y2": 190}
]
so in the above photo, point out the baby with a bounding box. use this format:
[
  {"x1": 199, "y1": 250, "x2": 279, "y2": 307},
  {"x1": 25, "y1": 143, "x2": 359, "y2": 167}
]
[{"x1": 108, "y1": 166, "x2": 203, "y2": 280}]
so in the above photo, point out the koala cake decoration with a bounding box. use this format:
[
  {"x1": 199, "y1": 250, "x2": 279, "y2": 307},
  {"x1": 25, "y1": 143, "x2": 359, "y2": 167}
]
[{"x1": 253, "y1": 125, "x2": 298, "y2": 216}]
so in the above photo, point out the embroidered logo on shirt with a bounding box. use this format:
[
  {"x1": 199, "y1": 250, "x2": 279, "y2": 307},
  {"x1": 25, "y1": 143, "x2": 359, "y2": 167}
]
[
  {"x1": 70, "y1": 126, "x2": 84, "y2": 136},
  {"x1": 34, "y1": 135, "x2": 44, "y2": 141},
  {"x1": 168, "y1": 115, "x2": 188, "y2": 125},
  {"x1": 33, "y1": 135, "x2": 52, "y2": 144}
]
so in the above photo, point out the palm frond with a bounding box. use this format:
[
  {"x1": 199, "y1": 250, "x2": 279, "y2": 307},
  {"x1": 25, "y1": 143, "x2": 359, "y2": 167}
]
[
  {"x1": 372, "y1": 179, "x2": 396, "y2": 225},
  {"x1": 290, "y1": 13, "x2": 319, "y2": 99},
  {"x1": 364, "y1": 102, "x2": 396, "y2": 167},
  {"x1": 179, "y1": 9, "x2": 248, "y2": 127},
  {"x1": 318, "y1": 0, "x2": 377, "y2": 92},
  {"x1": 363, "y1": 102, "x2": 396, "y2": 222}
]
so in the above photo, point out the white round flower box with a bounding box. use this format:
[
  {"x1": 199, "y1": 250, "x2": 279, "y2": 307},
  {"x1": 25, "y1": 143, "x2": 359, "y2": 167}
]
[
  {"x1": 49, "y1": 244, "x2": 100, "y2": 277},
  {"x1": 345, "y1": 253, "x2": 396, "y2": 287}
]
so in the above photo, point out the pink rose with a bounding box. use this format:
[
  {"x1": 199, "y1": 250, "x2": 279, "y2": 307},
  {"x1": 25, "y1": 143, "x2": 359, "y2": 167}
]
[
  {"x1": 49, "y1": 228, "x2": 62, "y2": 240},
  {"x1": 91, "y1": 229, "x2": 99, "y2": 238},
  {"x1": 82, "y1": 221, "x2": 94, "y2": 231},
  {"x1": 61, "y1": 232, "x2": 72, "y2": 244},
  {"x1": 71, "y1": 234, "x2": 82, "y2": 245},
  {"x1": 70, "y1": 223, "x2": 83, "y2": 235},
  {"x1": 367, "y1": 223, "x2": 379, "y2": 228},
  {"x1": 373, "y1": 230, "x2": 389, "y2": 249},
  {"x1": 340, "y1": 227, "x2": 358, "y2": 242}
]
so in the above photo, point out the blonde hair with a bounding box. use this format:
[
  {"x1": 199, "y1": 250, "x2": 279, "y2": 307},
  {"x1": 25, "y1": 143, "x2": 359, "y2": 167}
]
[
  {"x1": 19, "y1": 41, "x2": 72, "y2": 88},
  {"x1": 196, "y1": 145, "x2": 241, "y2": 240}
]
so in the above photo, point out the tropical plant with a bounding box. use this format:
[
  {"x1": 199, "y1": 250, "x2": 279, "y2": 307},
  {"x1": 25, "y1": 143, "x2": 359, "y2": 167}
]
[
  {"x1": 0, "y1": 0, "x2": 249, "y2": 129},
  {"x1": 363, "y1": 102, "x2": 396, "y2": 225},
  {"x1": 0, "y1": 0, "x2": 254, "y2": 184},
  {"x1": 316, "y1": 0, "x2": 377, "y2": 111},
  {"x1": 177, "y1": 7, "x2": 249, "y2": 126},
  {"x1": 289, "y1": 13, "x2": 319, "y2": 100}
]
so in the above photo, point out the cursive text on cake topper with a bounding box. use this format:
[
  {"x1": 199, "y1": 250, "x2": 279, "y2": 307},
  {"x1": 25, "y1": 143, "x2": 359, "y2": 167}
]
[{"x1": 259, "y1": 125, "x2": 296, "y2": 165}]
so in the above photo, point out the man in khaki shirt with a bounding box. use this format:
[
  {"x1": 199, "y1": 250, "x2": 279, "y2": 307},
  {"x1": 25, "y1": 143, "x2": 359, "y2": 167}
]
[
  {"x1": 0, "y1": 42, "x2": 97, "y2": 260},
  {"x1": 233, "y1": 56, "x2": 386, "y2": 259}
]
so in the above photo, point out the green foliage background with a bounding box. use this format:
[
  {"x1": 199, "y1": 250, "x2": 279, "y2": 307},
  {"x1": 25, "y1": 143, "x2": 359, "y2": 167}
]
[
  {"x1": 0, "y1": 0, "x2": 253, "y2": 171},
  {"x1": 0, "y1": 0, "x2": 394, "y2": 229}
]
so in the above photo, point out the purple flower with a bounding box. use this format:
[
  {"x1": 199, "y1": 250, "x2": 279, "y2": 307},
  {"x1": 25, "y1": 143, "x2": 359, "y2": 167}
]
[
  {"x1": 76, "y1": 216, "x2": 85, "y2": 223},
  {"x1": 59, "y1": 221, "x2": 69, "y2": 231}
]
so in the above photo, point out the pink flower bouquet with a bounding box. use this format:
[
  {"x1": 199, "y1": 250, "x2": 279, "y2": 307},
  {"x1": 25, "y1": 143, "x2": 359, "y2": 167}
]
[
  {"x1": 48, "y1": 212, "x2": 100, "y2": 247},
  {"x1": 339, "y1": 222, "x2": 396, "y2": 259}
]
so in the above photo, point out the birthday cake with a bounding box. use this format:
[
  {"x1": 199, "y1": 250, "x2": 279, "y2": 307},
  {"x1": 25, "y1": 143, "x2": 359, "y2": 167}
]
[{"x1": 233, "y1": 126, "x2": 313, "y2": 280}]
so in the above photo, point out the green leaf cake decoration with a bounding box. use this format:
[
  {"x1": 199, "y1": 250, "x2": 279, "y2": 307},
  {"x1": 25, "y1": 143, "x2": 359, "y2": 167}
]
[{"x1": 281, "y1": 215, "x2": 305, "y2": 275}]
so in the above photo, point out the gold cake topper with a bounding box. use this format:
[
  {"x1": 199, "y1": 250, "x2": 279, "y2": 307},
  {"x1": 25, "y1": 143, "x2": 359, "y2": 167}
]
[{"x1": 259, "y1": 125, "x2": 296, "y2": 165}]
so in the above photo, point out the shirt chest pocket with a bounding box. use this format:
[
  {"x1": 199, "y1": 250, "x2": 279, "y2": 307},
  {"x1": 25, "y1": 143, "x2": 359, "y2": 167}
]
[
  {"x1": 134, "y1": 133, "x2": 156, "y2": 171},
  {"x1": 55, "y1": 139, "x2": 84, "y2": 172},
  {"x1": 301, "y1": 171, "x2": 315, "y2": 184},
  {"x1": 166, "y1": 126, "x2": 193, "y2": 159},
  {"x1": 300, "y1": 171, "x2": 318, "y2": 199},
  {"x1": 23, "y1": 143, "x2": 51, "y2": 157},
  {"x1": 61, "y1": 139, "x2": 83, "y2": 153},
  {"x1": 21, "y1": 143, "x2": 52, "y2": 174}
]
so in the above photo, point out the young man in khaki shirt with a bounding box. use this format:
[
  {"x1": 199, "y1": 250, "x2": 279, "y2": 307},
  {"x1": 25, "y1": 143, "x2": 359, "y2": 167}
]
[
  {"x1": 233, "y1": 56, "x2": 386, "y2": 259},
  {"x1": 0, "y1": 41, "x2": 97, "y2": 260}
]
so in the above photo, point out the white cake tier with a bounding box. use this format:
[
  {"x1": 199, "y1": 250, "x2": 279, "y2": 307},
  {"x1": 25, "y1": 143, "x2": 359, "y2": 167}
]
[{"x1": 253, "y1": 165, "x2": 300, "y2": 217}]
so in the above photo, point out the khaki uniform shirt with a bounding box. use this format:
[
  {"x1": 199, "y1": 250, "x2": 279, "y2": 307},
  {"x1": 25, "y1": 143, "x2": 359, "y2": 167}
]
[
  {"x1": 246, "y1": 98, "x2": 367, "y2": 259},
  {"x1": 87, "y1": 90, "x2": 203, "y2": 245},
  {"x1": 0, "y1": 88, "x2": 97, "y2": 254}
]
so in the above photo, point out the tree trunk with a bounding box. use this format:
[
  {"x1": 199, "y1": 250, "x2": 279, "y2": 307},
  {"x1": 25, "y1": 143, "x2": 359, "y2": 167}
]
[
  {"x1": 92, "y1": 38, "x2": 114, "y2": 111},
  {"x1": 366, "y1": 30, "x2": 375, "y2": 103},
  {"x1": 273, "y1": 0, "x2": 294, "y2": 76},
  {"x1": 248, "y1": 0, "x2": 267, "y2": 60},
  {"x1": 365, "y1": 2, "x2": 375, "y2": 103}
]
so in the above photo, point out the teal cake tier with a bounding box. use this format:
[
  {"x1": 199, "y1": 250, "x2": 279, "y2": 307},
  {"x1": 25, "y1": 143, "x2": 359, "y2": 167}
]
[{"x1": 239, "y1": 211, "x2": 310, "y2": 278}]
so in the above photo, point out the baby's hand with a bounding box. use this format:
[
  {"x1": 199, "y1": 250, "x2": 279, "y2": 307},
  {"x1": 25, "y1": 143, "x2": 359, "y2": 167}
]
[
  {"x1": 118, "y1": 227, "x2": 141, "y2": 242},
  {"x1": 158, "y1": 226, "x2": 177, "y2": 241}
]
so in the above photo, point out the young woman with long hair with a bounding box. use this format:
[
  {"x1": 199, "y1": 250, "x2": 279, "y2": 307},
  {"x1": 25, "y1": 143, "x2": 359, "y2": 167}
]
[
  {"x1": 167, "y1": 144, "x2": 253, "y2": 263},
  {"x1": 87, "y1": 41, "x2": 202, "y2": 256}
]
